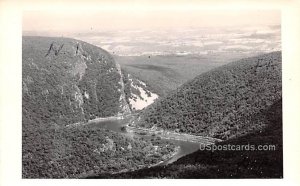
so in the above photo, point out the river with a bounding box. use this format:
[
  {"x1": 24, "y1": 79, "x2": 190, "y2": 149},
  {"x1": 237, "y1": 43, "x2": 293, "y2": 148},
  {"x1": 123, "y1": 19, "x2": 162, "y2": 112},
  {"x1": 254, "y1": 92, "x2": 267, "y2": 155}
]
[{"x1": 86, "y1": 117, "x2": 202, "y2": 166}]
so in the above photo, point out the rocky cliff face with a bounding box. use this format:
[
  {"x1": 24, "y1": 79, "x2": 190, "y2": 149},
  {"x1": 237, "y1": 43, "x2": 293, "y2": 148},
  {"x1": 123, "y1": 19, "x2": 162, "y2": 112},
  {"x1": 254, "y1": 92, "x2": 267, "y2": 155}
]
[
  {"x1": 22, "y1": 36, "x2": 126, "y2": 128},
  {"x1": 122, "y1": 70, "x2": 159, "y2": 111}
]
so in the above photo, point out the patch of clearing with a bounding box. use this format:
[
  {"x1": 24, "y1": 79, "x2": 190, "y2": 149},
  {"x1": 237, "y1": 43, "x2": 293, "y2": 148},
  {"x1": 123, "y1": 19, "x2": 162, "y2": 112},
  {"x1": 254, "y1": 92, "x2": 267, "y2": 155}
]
[{"x1": 129, "y1": 78, "x2": 158, "y2": 110}]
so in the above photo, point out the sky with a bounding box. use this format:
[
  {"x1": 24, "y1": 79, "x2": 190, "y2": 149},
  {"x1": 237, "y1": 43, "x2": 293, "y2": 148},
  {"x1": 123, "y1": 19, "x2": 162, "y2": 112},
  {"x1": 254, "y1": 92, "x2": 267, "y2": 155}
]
[{"x1": 23, "y1": 7, "x2": 280, "y2": 33}]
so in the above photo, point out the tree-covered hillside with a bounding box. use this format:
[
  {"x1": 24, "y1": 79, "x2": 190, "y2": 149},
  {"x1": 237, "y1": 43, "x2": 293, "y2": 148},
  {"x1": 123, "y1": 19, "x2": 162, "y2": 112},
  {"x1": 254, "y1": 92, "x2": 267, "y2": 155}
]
[
  {"x1": 22, "y1": 36, "x2": 127, "y2": 129},
  {"x1": 137, "y1": 52, "x2": 282, "y2": 140},
  {"x1": 22, "y1": 126, "x2": 176, "y2": 178}
]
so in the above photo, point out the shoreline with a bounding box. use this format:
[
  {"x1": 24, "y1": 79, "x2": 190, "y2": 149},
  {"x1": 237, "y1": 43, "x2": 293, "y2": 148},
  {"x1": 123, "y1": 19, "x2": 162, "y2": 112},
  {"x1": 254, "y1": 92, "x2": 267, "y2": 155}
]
[
  {"x1": 65, "y1": 114, "x2": 131, "y2": 128},
  {"x1": 125, "y1": 125, "x2": 222, "y2": 144}
]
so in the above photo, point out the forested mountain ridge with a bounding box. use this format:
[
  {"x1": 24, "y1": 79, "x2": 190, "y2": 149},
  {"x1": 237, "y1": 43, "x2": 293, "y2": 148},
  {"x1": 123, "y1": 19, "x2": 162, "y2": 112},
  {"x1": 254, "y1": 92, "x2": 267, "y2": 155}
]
[
  {"x1": 22, "y1": 36, "x2": 175, "y2": 178},
  {"x1": 23, "y1": 36, "x2": 129, "y2": 129},
  {"x1": 137, "y1": 51, "x2": 282, "y2": 140}
]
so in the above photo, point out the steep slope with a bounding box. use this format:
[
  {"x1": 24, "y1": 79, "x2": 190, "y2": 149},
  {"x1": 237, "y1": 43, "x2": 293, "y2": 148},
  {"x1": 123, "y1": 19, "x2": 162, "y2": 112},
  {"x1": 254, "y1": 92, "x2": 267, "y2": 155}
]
[
  {"x1": 22, "y1": 37, "x2": 177, "y2": 178},
  {"x1": 22, "y1": 36, "x2": 130, "y2": 129},
  {"x1": 136, "y1": 52, "x2": 282, "y2": 140}
]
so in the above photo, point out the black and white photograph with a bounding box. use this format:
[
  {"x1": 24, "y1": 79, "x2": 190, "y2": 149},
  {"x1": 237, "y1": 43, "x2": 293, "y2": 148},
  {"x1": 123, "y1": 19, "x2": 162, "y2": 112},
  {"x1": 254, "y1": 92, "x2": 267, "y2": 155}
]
[
  {"x1": 20, "y1": 7, "x2": 283, "y2": 179},
  {"x1": 3, "y1": 0, "x2": 300, "y2": 183}
]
